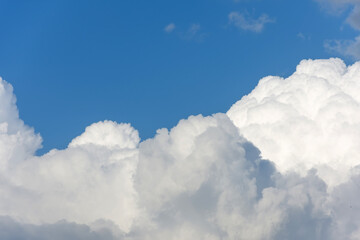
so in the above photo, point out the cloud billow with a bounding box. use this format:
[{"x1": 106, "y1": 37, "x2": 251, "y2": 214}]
[
  {"x1": 1, "y1": 58, "x2": 360, "y2": 239},
  {"x1": 228, "y1": 58, "x2": 360, "y2": 187}
]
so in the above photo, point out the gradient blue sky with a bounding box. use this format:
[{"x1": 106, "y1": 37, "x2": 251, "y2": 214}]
[{"x1": 0, "y1": 0, "x2": 357, "y2": 153}]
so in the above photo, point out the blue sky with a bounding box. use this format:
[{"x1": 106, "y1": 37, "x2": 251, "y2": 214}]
[{"x1": 0, "y1": 0, "x2": 358, "y2": 153}]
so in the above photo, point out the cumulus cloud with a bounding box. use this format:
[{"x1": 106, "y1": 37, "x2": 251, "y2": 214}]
[
  {"x1": 228, "y1": 11, "x2": 275, "y2": 33},
  {"x1": 0, "y1": 79, "x2": 42, "y2": 170},
  {"x1": 228, "y1": 58, "x2": 360, "y2": 186},
  {"x1": 2, "y1": 58, "x2": 360, "y2": 239}
]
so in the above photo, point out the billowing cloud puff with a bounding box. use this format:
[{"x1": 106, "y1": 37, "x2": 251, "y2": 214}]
[
  {"x1": 1, "y1": 59, "x2": 360, "y2": 239},
  {"x1": 133, "y1": 114, "x2": 331, "y2": 240},
  {"x1": 2, "y1": 127, "x2": 139, "y2": 234},
  {"x1": 69, "y1": 121, "x2": 139, "y2": 150},
  {"x1": 0, "y1": 79, "x2": 41, "y2": 170},
  {"x1": 228, "y1": 58, "x2": 360, "y2": 186},
  {"x1": 0, "y1": 80, "x2": 139, "y2": 233}
]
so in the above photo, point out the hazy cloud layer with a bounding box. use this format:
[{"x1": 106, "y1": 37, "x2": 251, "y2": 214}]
[
  {"x1": 315, "y1": 0, "x2": 360, "y2": 29},
  {"x1": 315, "y1": 0, "x2": 360, "y2": 59},
  {"x1": 0, "y1": 217, "x2": 119, "y2": 240},
  {"x1": 324, "y1": 36, "x2": 360, "y2": 60},
  {"x1": 1, "y1": 59, "x2": 360, "y2": 239}
]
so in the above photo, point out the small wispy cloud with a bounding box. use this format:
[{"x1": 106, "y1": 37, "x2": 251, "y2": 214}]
[
  {"x1": 297, "y1": 32, "x2": 311, "y2": 40},
  {"x1": 180, "y1": 23, "x2": 206, "y2": 42},
  {"x1": 164, "y1": 23, "x2": 176, "y2": 33},
  {"x1": 183, "y1": 24, "x2": 200, "y2": 39},
  {"x1": 228, "y1": 11, "x2": 275, "y2": 33},
  {"x1": 324, "y1": 36, "x2": 360, "y2": 60},
  {"x1": 164, "y1": 23, "x2": 205, "y2": 41}
]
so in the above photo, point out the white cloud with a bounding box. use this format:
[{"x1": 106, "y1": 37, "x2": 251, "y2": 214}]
[
  {"x1": 4, "y1": 123, "x2": 140, "y2": 232},
  {"x1": 3, "y1": 58, "x2": 360, "y2": 238},
  {"x1": 0, "y1": 79, "x2": 42, "y2": 170},
  {"x1": 164, "y1": 23, "x2": 175, "y2": 33},
  {"x1": 228, "y1": 11, "x2": 275, "y2": 33},
  {"x1": 228, "y1": 58, "x2": 360, "y2": 186},
  {"x1": 69, "y1": 121, "x2": 139, "y2": 149}
]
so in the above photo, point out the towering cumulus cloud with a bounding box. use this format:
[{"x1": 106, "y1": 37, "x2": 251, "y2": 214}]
[
  {"x1": 228, "y1": 58, "x2": 360, "y2": 186},
  {"x1": 1, "y1": 58, "x2": 360, "y2": 239}
]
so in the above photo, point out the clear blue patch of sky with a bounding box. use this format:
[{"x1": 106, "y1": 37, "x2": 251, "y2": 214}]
[{"x1": 0, "y1": 0, "x2": 356, "y2": 154}]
